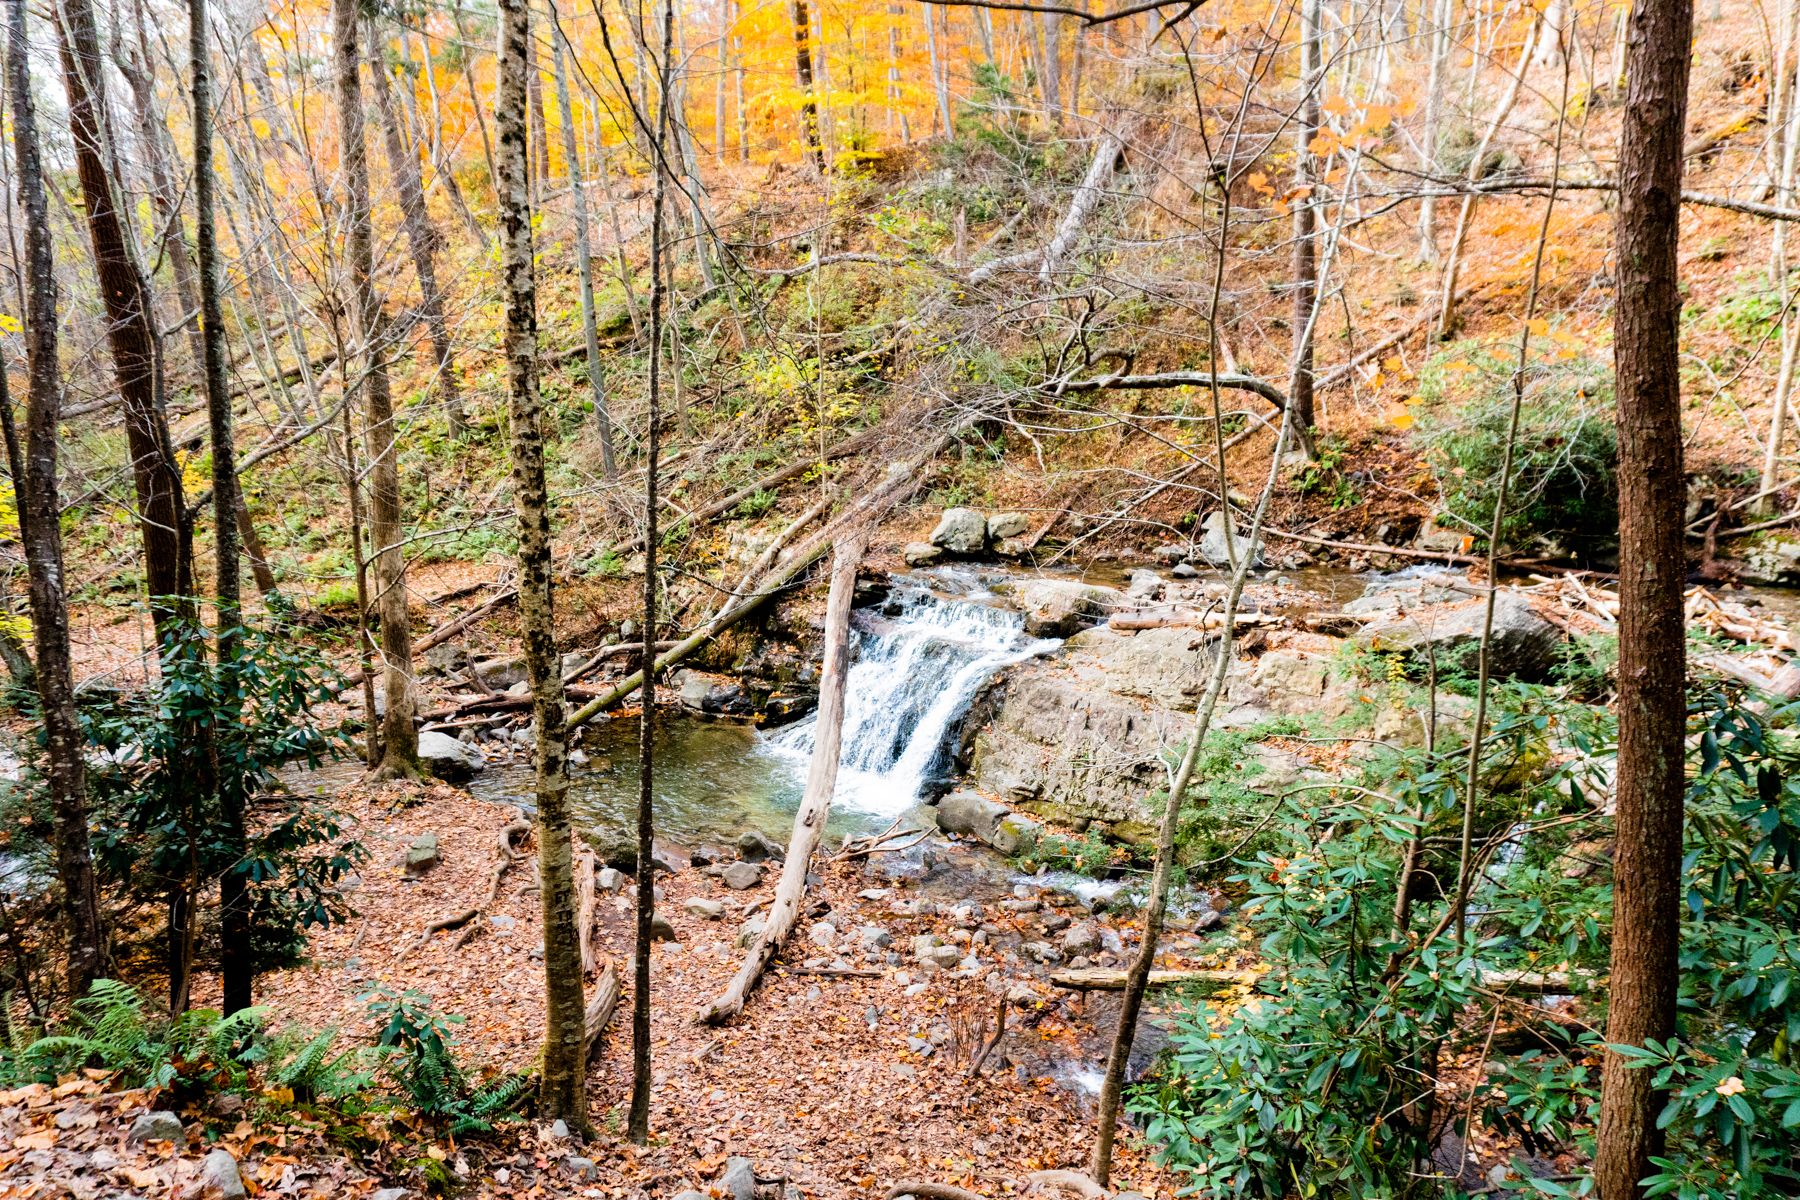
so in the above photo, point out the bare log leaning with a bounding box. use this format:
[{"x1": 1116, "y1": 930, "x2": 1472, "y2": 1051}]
[
  {"x1": 584, "y1": 959, "x2": 620, "y2": 1064},
  {"x1": 698, "y1": 530, "x2": 867, "y2": 1024}
]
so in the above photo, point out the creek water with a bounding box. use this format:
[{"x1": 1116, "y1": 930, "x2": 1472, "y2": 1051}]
[{"x1": 309, "y1": 570, "x2": 1064, "y2": 854}]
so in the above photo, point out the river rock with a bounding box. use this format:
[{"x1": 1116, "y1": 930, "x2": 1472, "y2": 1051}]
[
  {"x1": 127, "y1": 1111, "x2": 185, "y2": 1145},
  {"x1": 721, "y1": 1157, "x2": 757, "y2": 1200},
  {"x1": 903, "y1": 542, "x2": 945, "y2": 567},
  {"x1": 404, "y1": 833, "x2": 441, "y2": 876},
  {"x1": 1001, "y1": 579, "x2": 1117, "y2": 637},
  {"x1": 912, "y1": 935, "x2": 962, "y2": 971},
  {"x1": 989, "y1": 812, "x2": 1042, "y2": 855},
  {"x1": 651, "y1": 913, "x2": 678, "y2": 942},
  {"x1": 935, "y1": 791, "x2": 1007, "y2": 842},
  {"x1": 859, "y1": 925, "x2": 893, "y2": 951},
  {"x1": 1061, "y1": 922, "x2": 1102, "y2": 956},
  {"x1": 683, "y1": 897, "x2": 724, "y2": 919},
  {"x1": 808, "y1": 921, "x2": 837, "y2": 948},
  {"x1": 417, "y1": 730, "x2": 486, "y2": 782},
  {"x1": 563, "y1": 1156, "x2": 598, "y2": 1181},
  {"x1": 929, "y1": 508, "x2": 989, "y2": 555},
  {"x1": 736, "y1": 916, "x2": 765, "y2": 947},
  {"x1": 597, "y1": 866, "x2": 624, "y2": 892},
  {"x1": 737, "y1": 831, "x2": 785, "y2": 862},
  {"x1": 196, "y1": 1149, "x2": 246, "y2": 1200},
  {"x1": 1355, "y1": 589, "x2": 1563, "y2": 680},
  {"x1": 676, "y1": 670, "x2": 752, "y2": 716},
  {"x1": 987, "y1": 512, "x2": 1030, "y2": 540},
  {"x1": 1197, "y1": 509, "x2": 1260, "y2": 567},
  {"x1": 690, "y1": 845, "x2": 729, "y2": 867},
  {"x1": 470, "y1": 654, "x2": 528, "y2": 690},
  {"x1": 722, "y1": 861, "x2": 765, "y2": 890},
  {"x1": 1125, "y1": 569, "x2": 1164, "y2": 601},
  {"x1": 1247, "y1": 650, "x2": 1336, "y2": 715}
]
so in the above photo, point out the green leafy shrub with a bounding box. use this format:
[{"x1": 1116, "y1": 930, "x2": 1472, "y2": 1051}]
[
  {"x1": 362, "y1": 987, "x2": 531, "y2": 1135},
  {"x1": 1417, "y1": 343, "x2": 1617, "y2": 550}
]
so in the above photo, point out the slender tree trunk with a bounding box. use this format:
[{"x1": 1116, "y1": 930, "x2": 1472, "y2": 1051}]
[
  {"x1": 924, "y1": 6, "x2": 952, "y2": 135},
  {"x1": 528, "y1": 10, "x2": 551, "y2": 202},
  {"x1": 9, "y1": 0, "x2": 107, "y2": 999},
  {"x1": 497, "y1": 0, "x2": 588, "y2": 1126},
  {"x1": 1290, "y1": 0, "x2": 1321, "y2": 450},
  {"x1": 334, "y1": 0, "x2": 418, "y2": 778},
  {"x1": 52, "y1": 0, "x2": 192, "y2": 635},
  {"x1": 629, "y1": 0, "x2": 674, "y2": 1145},
  {"x1": 452, "y1": 4, "x2": 502, "y2": 207},
  {"x1": 1434, "y1": 12, "x2": 1539, "y2": 338},
  {"x1": 1417, "y1": 0, "x2": 1453, "y2": 258},
  {"x1": 1595, "y1": 0, "x2": 1693, "y2": 1196},
  {"x1": 550, "y1": 10, "x2": 618, "y2": 478},
  {"x1": 370, "y1": 19, "x2": 467, "y2": 439},
  {"x1": 1039, "y1": 10, "x2": 1062, "y2": 124},
  {"x1": 792, "y1": 0, "x2": 826, "y2": 172},
  {"x1": 190, "y1": 0, "x2": 252, "y2": 1017}
]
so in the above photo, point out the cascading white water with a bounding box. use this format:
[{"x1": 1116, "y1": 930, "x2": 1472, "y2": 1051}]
[{"x1": 762, "y1": 580, "x2": 1059, "y2": 816}]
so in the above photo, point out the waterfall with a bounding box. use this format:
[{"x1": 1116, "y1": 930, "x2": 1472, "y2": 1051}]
[{"x1": 762, "y1": 579, "x2": 1059, "y2": 816}]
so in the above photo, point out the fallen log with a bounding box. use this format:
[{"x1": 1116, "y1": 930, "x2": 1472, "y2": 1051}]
[
  {"x1": 699, "y1": 533, "x2": 866, "y2": 1024},
  {"x1": 1107, "y1": 610, "x2": 1281, "y2": 633},
  {"x1": 887, "y1": 1183, "x2": 986, "y2": 1200},
  {"x1": 1049, "y1": 967, "x2": 1246, "y2": 993},
  {"x1": 339, "y1": 585, "x2": 519, "y2": 691},
  {"x1": 584, "y1": 960, "x2": 620, "y2": 1064}
]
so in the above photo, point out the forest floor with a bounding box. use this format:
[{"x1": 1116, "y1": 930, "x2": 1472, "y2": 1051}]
[{"x1": 3, "y1": 770, "x2": 1235, "y2": 1199}]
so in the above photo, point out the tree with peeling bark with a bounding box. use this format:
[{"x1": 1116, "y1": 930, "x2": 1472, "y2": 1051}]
[
  {"x1": 1596, "y1": 0, "x2": 1695, "y2": 1195},
  {"x1": 496, "y1": 0, "x2": 589, "y2": 1127},
  {"x1": 333, "y1": 0, "x2": 419, "y2": 780},
  {"x1": 9, "y1": 0, "x2": 107, "y2": 999}
]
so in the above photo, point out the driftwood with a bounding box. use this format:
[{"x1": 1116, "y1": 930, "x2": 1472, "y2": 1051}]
[
  {"x1": 1049, "y1": 967, "x2": 1245, "y2": 993},
  {"x1": 698, "y1": 533, "x2": 866, "y2": 1023},
  {"x1": 576, "y1": 847, "x2": 598, "y2": 974},
  {"x1": 886, "y1": 1183, "x2": 986, "y2": 1200},
  {"x1": 584, "y1": 960, "x2": 620, "y2": 1064},
  {"x1": 1107, "y1": 610, "x2": 1280, "y2": 633},
  {"x1": 1024, "y1": 1170, "x2": 1107, "y2": 1199}
]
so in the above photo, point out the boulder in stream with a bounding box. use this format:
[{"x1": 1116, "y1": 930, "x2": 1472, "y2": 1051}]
[
  {"x1": 417, "y1": 730, "x2": 486, "y2": 782},
  {"x1": 999, "y1": 578, "x2": 1118, "y2": 637},
  {"x1": 929, "y1": 508, "x2": 989, "y2": 555},
  {"x1": 1354, "y1": 589, "x2": 1563, "y2": 680}
]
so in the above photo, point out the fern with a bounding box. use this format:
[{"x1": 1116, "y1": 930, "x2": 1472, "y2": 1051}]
[
  {"x1": 20, "y1": 981, "x2": 267, "y2": 1094},
  {"x1": 267, "y1": 1026, "x2": 375, "y2": 1105},
  {"x1": 451, "y1": 1073, "x2": 531, "y2": 1135}
]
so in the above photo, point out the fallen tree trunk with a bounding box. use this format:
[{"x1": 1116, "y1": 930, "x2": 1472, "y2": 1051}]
[
  {"x1": 584, "y1": 960, "x2": 620, "y2": 1064},
  {"x1": 1050, "y1": 966, "x2": 1245, "y2": 993},
  {"x1": 339, "y1": 585, "x2": 519, "y2": 691},
  {"x1": 1108, "y1": 610, "x2": 1282, "y2": 633},
  {"x1": 698, "y1": 532, "x2": 865, "y2": 1023}
]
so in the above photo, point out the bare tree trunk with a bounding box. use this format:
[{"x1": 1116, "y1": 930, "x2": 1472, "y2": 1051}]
[
  {"x1": 497, "y1": 0, "x2": 588, "y2": 1127},
  {"x1": 1038, "y1": 10, "x2": 1062, "y2": 124},
  {"x1": 334, "y1": 0, "x2": 418, "y2": 778},
  {"x1": 924, "y1": 7, "x2": 952, "y2": 135},
  {"x1": 190, "y1": 0, "x2": 253, "y2": 1017},
  {"x1": 370, "y1": 19, "x2": 467, "y2": 439},
  {"x1": 53, "y1": 0, "x2": 192, "y2": 636},
  {"x1": 698, "y1": 533, "x2": 864, "y2": 1024},
  {"x1": 550, "y1": 7, "x2": 618, "y2": 477},
  {"x1": 792, "y1": 0, "x2": 826, "y2": 172},
  {"x1": 1434, "y1": 12, "x2": 1539, "y2": 338},
  {"x1": 629, "y1": 0, "x2": 675, "y2": 1147},
  {"x1": 1417, "y1": 0, "x2": 1453, "y2": 258},
  {"x1": 8, "y1": 0, "x2": 107, "y2": 999},
  {"x1": 528, "y1": 8, "x2": 551, "y2": 202},
  {"x1": 452, "y1": 3, "x2": 502, "y2": 205},
  {"x1": 1595, "y1": 0, "x2": 1693, "y2": 1196},
  {"x1": 733, "y1": 0, "x2": 748, "y2": 160},
  {"x1": 1290, "y1": 0, "x2": 1321, "y2": 450}
]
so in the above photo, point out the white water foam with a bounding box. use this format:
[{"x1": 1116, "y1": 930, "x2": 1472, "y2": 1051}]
[{"x1": 761, "y1": 584, "x2": 1058, "y2": 816}]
